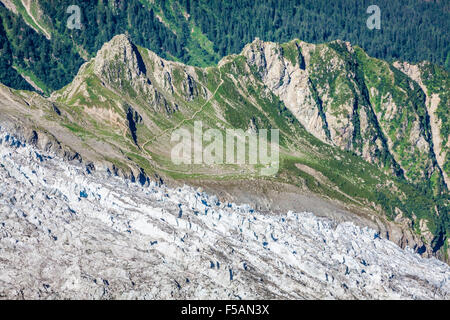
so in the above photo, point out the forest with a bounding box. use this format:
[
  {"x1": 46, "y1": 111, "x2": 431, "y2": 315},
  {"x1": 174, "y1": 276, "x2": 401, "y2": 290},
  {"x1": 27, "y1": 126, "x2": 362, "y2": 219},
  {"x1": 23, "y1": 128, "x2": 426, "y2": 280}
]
[
  {"x1": 178, "y1": 0, "x2": 449, "y2": 68},
  {"x1": 0, "y1": 0, "x2": 448, "y2": 93}
]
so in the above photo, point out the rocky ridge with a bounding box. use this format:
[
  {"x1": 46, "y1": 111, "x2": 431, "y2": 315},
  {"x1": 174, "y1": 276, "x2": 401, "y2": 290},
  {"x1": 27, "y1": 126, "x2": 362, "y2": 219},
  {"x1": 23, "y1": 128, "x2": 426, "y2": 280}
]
[
  {"x1": 241, "y1": 38, "x2": 448, "y2": 192},
  {"x1": 0, "y1": 34, "x2": 448, "y2": 262}
]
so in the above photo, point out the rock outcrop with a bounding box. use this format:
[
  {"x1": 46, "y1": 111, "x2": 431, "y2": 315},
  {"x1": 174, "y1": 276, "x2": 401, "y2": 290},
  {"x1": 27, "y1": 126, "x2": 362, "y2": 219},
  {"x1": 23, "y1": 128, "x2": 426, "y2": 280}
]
[{"x1": 241, "y1": 39, "x2": 448, "y2": 194}]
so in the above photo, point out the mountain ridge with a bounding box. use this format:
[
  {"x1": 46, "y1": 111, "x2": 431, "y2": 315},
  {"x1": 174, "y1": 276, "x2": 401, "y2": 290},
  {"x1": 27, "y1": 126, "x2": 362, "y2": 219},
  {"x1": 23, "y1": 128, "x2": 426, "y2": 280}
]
[
  {"x1": 1, "y1": 0, "x2": 449, "y2": 94},
  {"x1": 0, "y1": 34, "x2": 449, "y2": 262}
]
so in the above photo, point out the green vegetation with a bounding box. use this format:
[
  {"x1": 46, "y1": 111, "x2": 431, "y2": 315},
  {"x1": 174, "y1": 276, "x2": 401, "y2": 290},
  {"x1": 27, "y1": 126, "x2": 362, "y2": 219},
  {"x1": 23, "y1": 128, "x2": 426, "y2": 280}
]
[
  {"x1": 0, "y1": 1, "x2": 447, "y2": 258},
  {"x1": 181, "y1": 0, "x2": 449, "y2": 70},
  {"x1": 0, "y1": 4, "x2": 82, "y2": 94},
  {"x1": 1, "y1": 0, "x2": 449, "y2": 93},
  {"x1": 280, "y1": 41, "x2": 299, "y2": 66},
  {"x1": 10, "y1": 0, "x2": 50, "y2": 37},
  {"x1": 420, "y1": 63, "x2": 450, "y2": 156}
]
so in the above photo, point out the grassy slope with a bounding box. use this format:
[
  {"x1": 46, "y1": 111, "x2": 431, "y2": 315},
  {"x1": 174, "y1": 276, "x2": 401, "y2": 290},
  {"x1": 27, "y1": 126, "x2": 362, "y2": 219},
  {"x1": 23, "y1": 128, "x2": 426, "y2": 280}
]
[
  {"x1": 40, "y1": 41, "x2": 446, "y2": 252},
  {"x1": 140, "y1": 0, "x2": 219, "y2": 67},
  {"x1": 11, "y1": 0, "x2": 51, "y2": 37}
]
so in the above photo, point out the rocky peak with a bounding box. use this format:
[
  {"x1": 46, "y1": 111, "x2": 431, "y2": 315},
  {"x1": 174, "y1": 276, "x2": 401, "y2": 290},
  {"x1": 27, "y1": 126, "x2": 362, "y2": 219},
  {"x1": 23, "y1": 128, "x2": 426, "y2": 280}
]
[
  {"x1": 241, "y1": 38, "x2": 280, "y2": 79},
  {"x1": 241, "y1": 39, "x2": 331, "y2": 144},
  {"x1": 93, "y1": 34, "x2": 149, "y2": 89}
]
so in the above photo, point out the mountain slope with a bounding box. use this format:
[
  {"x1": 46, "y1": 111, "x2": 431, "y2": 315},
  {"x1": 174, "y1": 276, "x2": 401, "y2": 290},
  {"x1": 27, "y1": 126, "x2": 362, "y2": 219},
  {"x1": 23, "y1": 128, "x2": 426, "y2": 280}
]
[
  {"x1": 1, "y1": 128, "x2": 449, "y2": 299},
  {"x1": 0, "y1": 0, "x2": 449, "y2": 95},
  {"x1": 0, "y1": 34, "x2": 448, "y2": 261},
  {"x1": 242, "y1": 39, "x2": 449, "y2": 193},
  {"x1": 2, "y1": 0, "x2": 51, "y2": 38}
]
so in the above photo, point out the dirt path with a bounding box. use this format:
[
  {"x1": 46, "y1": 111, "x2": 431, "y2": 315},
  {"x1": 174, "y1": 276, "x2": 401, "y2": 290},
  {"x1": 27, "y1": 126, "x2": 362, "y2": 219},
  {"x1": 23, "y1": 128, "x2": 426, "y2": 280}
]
[
  {"x1": 0, "y1": 0, "x2": 17, "y2": 13},
  {"x1": 22, "y1": 0, "x2": 51, "y2": 39},
  {"x1": 295, "y1": 163, "x2": 364, "y2": 206},
  {"x1": 141, "y1": 69, "x2": 224, "y2": 154}
]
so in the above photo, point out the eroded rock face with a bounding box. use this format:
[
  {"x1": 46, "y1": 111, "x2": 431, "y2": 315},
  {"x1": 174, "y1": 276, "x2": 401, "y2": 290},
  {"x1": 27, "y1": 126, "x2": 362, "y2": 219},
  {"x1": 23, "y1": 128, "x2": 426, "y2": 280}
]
[
  {"x1": 242, "y1": 39, "x2": 365, "y2": 151},
  {"x1": 242, "y1": 39, "x2": 385, "y2": 164},
  {"x1": 93, "y1": 34, "x2": 150, "y2": 90},
  {"x1": 241, "y1": 38, "x2": 447, "y2": 192},
  {"x1": 393, "y1": 61, "x2": 449, "y2": 187},
  {"x1": 1, "y1": 129, "x2": 449, "y2": 300},
  {"x1": 242, "y1": 39, "x2": 329, "y2": 143}
]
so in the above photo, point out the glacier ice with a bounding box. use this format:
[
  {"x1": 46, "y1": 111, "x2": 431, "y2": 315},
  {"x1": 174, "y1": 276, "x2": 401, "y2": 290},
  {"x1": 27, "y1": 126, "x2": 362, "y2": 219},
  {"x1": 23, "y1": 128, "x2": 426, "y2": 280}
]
[{"x1": 0, "y1": 129, "x2": 449, "y2": 299}]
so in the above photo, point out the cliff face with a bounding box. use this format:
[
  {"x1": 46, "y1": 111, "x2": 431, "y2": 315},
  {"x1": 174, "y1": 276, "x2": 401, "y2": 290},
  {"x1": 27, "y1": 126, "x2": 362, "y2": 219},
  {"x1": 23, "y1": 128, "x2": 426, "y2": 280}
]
[
  {"x1": 0, "y1": 35, "x2": 449, "y2": 262},
  {"x1": 393, "y1": 61, "x2": 449, "y2": 187},
  {"x1": 54, "y1": 35, "x2": 449, "y2": 195},
  {"x1": 241, "y1": 39, "x2": 448, "y2": 194}
]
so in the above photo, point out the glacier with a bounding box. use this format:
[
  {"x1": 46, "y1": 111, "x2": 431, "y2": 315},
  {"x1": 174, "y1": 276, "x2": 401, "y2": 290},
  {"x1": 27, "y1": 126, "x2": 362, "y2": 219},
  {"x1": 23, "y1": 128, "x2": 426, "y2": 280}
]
[{"x1": 0, "y1": 129, "x2": 449, "y2": 299}]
